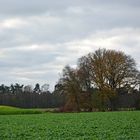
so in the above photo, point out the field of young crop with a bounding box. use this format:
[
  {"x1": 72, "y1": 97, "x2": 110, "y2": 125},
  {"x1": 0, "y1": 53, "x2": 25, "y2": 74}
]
[{"x1": 0, "y1": 111, "x2": 140, "y2": 140}]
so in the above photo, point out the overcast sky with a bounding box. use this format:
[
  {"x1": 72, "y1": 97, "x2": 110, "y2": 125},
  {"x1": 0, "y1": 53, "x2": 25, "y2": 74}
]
[{"x1": 0, "y1": 0, "x2": 140, "y2": 90}]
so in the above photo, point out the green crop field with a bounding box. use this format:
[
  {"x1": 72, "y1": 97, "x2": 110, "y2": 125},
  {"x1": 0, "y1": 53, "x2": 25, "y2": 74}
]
[
  {"x1": 0, "y1": 111, "x2": 140, "y2": 140},
  {"x1": 0, "y1": 106, "x2": 43, "y2": 115}
]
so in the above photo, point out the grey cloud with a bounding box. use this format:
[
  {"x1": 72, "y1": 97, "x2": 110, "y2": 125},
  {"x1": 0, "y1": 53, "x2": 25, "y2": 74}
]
[
  {"x1": 0, "y1": 0, "x2": 139, "y2": 18},
  {"x1": 0, "y1": 0, "x2": 140, "y2": 90},
  {"x1": 0, "y1": 5, "x2": 140, "y2": 46},
  {"x1": 0, "y1": 0, "x2": 88, "y2": 17}
]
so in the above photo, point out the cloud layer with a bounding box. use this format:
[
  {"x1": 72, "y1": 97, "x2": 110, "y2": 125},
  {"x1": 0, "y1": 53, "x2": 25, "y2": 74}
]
[{"x1": 0, "y1": 0, "x2": 140, "y2": 90}]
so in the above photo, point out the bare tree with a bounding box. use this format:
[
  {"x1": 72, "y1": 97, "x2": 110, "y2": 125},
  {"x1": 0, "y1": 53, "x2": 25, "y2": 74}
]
[
  {"x1": 77, "y1": 56, "x2": 94, "y2": 110},
  {"x1": 41, "y1": 84, "x2": 49, "y2": 93},
  {"x1": 86, "y1": 49, "x2": 139, "y2": 91},
  {"x1": 59, "y1": 66, "x2": 81, "y2": 112},
  {"x1": 78, "y1": 49, "x2": 139, "y2": 110},
  {"x1": 24, "y1": 85, "x2": 33, "y2": 93}
]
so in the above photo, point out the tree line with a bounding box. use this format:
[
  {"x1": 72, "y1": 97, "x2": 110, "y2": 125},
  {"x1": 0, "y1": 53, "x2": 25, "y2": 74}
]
[
  {"x1": 0, "y1": 48, "x2": 140, "y2": 111},
  {"x1": 0, "y1": 83, "x2": 64, "y2": 108}
]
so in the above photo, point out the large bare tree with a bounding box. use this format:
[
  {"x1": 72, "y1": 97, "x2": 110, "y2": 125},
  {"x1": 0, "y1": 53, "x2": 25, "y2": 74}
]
[
  {"x1": 78, "y1": 49, "x2": 139, "y2": 109},
  {"x1": 85, "y1": 49, "x2": 139, "y2": 91}
]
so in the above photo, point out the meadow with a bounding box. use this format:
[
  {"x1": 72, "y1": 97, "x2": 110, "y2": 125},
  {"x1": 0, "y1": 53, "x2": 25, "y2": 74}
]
[
  {"x1": 0, "y1": 106, "x2": 43, "y2": 115},
  {"x1": 0, "y1": 109, "x2": 140, "y2": 140}
]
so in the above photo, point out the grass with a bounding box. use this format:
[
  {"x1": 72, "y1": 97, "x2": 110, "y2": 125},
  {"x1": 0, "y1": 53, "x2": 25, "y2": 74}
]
[
  {"x1": 0, "y1": 111, "x2": 140, "y2": 139},
  {"x1": 0, "y1": 106, "x2": 43, "y2": 115}
]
